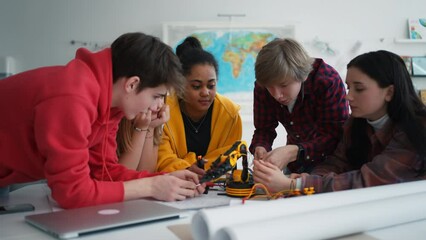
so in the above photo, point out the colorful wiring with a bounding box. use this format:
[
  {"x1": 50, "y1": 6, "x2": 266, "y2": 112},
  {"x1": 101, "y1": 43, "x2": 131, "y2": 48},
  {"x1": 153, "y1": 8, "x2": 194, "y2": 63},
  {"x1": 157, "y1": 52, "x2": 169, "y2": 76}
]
[{"x1": 241, "y1": 183, "x2": 315, "y2": 204}]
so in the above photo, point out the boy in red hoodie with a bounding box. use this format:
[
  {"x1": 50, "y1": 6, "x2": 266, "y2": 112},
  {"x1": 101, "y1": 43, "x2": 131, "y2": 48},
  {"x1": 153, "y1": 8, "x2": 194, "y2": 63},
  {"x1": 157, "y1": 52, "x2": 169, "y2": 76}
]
[{"x1": 0, "y1": 32, "x2": 204, "y2": 208}]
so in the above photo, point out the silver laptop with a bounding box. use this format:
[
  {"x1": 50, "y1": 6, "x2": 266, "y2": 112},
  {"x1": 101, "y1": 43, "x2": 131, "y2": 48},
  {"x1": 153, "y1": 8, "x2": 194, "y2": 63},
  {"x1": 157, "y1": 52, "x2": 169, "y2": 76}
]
[{"x1": 25, "y1": 199, "x2": 184, "y2": 239}]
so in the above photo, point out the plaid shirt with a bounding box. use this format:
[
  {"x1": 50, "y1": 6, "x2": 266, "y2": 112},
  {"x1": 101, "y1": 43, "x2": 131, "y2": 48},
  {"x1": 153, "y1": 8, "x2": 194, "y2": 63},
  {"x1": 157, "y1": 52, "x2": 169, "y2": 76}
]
[
  {"x1": 303, "y1": 117, "x2": 426, "y2": 192},
  {"x1": 250, "y1": 58, "x2": 349, "y2": 173}
]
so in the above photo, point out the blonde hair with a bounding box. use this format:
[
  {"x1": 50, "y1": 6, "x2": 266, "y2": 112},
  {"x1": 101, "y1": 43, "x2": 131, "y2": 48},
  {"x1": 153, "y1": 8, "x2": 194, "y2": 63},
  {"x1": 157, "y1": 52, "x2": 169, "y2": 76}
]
[
  {"x1": 116, "y1": 118, "x2": 163, "y2": 157},
  {"x1": 255, "y1": 38, "x2": 314, "y2": 86}
]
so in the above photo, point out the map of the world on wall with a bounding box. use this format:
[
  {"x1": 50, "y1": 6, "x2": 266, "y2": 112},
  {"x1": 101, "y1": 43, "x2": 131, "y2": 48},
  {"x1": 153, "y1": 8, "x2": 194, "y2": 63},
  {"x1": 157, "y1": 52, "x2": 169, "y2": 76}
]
[
  {"x1": 175, "y1": 31, "x2": 275, "y2": 93},
  {"x1": 163, "y1": 23, "x2": 295, "y2": 94}
]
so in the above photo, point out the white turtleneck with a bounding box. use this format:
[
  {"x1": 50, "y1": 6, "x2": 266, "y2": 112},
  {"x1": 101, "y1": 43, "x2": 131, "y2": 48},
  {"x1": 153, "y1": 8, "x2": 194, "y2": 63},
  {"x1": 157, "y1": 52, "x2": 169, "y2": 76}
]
[{"x1": 367, "y1": 114, "x2": 390, "y2": 132}]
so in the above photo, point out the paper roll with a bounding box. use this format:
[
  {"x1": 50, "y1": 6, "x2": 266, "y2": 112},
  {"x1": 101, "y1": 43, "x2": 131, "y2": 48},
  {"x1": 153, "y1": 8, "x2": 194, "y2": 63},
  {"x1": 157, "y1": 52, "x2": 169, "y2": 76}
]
[
  {"x1": 214, "y1": 191, "x2": 426, "y2": 240},
  {"x1": 191, "y1": 180, "x2": 426, "y2": 240}
]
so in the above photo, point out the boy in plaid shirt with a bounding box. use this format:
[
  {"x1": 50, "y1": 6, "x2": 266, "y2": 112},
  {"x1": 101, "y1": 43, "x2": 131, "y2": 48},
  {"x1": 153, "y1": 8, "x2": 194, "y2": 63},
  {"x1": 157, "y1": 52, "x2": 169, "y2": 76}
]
[
  {"x1": 254, "y1": 50, "x2": 426, "y2": 193},
  {"x1": 250, "y1": 38, "x2": 349, "y2": 173}
]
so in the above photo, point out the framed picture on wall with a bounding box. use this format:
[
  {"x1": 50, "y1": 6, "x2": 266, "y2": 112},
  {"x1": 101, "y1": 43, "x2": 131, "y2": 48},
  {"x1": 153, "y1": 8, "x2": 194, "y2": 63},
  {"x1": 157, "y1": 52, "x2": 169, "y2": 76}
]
[
  {"x1": 408, "y1": 18, "x2": 426, "y2": 39},
  {"x1": 401, "y1": 56, "x2": 413, "y2": 76},
  {"x1": 412, "y1": 56, "x2": 426, "y2": 77}
]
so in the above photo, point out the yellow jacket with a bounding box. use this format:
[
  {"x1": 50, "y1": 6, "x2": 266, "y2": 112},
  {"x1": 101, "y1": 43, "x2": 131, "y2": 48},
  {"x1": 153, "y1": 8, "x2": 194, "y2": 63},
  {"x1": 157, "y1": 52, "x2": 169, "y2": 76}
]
[{"x1": 156, "y1": 93, "x2": 242, "y2": 172}]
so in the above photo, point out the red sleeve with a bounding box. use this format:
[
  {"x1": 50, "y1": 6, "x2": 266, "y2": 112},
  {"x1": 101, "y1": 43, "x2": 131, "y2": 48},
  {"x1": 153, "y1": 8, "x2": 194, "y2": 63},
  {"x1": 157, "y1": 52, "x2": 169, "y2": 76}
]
[
  {"x1": 88, "y1": 114, "x2": 162, "y2": 182},
  {"x1": 34, "y1": 97, "x2": 160, "y2": 209}
]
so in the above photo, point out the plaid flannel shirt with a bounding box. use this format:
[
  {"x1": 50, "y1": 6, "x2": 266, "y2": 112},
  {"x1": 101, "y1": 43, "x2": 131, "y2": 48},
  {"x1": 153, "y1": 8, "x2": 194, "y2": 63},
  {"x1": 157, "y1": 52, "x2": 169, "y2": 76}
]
[
  {"x1": 303, "y1": 117, "x2": 426, "y2": 192},
  {"x1": 250, "y1": 58, "x2": 349, "y2": 173}
]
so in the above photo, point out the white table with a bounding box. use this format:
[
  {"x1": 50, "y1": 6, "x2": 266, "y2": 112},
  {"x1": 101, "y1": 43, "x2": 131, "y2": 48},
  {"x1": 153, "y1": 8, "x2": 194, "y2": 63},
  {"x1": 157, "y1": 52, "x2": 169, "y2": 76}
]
[
  {"x1": 0, "y1": 183, "x2": 195, "y2": 240},
  {"x1": 1, "y1": 183, "x2": 426, "y2": 240}
]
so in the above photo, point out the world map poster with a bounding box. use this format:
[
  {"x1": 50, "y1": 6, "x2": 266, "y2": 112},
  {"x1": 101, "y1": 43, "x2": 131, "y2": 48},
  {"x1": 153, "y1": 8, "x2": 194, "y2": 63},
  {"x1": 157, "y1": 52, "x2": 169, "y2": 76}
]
[
  {"x1": 163, "y1": 22, "x2": 295, "y2": 94},
  {"x1": 163, "y1": 22, "x2": 294, "y2": 145}
]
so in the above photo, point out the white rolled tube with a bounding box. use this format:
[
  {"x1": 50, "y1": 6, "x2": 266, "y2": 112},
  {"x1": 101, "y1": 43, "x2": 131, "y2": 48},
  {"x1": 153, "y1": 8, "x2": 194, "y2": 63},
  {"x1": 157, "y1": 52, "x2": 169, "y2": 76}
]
[
  {"x1": 191, "y1": 180, "x2": 426, "y2": 240},
  {"x1": 214, "y1": 191, "x2": 426, "y2": 240}
]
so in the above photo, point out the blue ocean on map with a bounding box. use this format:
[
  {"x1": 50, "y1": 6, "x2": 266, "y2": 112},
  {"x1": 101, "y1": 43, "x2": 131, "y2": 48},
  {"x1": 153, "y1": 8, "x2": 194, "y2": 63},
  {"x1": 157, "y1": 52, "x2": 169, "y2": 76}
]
[{"x1": 174, "y1": 31, "x2": 277, "y2": 94}]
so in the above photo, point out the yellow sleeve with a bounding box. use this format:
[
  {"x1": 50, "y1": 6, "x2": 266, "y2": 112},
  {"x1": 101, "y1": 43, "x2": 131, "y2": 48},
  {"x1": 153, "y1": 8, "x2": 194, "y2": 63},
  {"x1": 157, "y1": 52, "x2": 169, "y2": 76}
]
[
  {"x1": 156, "y1": 129, "x2": 197, "y2": 172},
  {"x1": 204, "y1": 114, "x2": 243, "y2": 169}
]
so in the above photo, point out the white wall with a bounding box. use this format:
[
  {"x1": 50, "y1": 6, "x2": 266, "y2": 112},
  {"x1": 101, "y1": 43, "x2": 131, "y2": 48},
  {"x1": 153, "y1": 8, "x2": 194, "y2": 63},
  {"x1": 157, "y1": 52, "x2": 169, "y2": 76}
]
[
  {"x1": 1, "y1": 0, "x2": 425, "y2": 147},
  {"x1": 1, "y1": 0, "x2": 425, "y2": 71}
]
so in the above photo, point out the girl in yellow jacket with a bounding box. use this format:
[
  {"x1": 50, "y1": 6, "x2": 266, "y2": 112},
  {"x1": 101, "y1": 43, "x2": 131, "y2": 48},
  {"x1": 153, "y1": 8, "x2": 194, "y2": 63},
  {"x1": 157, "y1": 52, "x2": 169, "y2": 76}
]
[{"x1": 156, "y1": 36, "x2": 242, "y2": 175}]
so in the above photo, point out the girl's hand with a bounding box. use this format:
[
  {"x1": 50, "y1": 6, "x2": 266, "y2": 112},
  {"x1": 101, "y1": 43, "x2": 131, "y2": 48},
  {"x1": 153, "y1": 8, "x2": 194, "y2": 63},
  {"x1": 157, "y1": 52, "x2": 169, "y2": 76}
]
[
  {"x1": 134, "y1": 111, "x2": 151, "y2": 131},
  {"x1": 253, "y1": 160, "x2": 292, "y2": 193},
  {"x1": 150, "y1": 104, "x2": 170, "y2": 128}
]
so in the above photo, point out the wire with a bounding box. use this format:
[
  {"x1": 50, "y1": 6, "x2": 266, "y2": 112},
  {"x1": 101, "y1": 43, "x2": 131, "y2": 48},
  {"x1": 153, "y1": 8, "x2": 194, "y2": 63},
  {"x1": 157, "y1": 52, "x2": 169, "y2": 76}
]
[{"x1": 241, "y1": 183, "x2": 315, "y2": 204}]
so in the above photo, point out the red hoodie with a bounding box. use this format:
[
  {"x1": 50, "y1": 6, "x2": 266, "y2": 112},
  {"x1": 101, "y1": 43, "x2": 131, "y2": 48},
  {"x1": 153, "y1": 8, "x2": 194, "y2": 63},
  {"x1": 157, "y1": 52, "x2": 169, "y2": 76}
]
[{"x1": 0, "y1": 48, "x2": 160, "y2": 208}]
